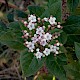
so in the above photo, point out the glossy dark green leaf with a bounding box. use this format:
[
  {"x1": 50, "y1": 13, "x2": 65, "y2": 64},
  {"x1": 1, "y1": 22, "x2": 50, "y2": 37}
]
[
  {"x1": 50, "y1": 28, "x2": 63, "y2": 34},
  {"x1": 58, "y1": 32, "x2": 67, "y2": 44},
  {"x1": 66, "y1": 35, "x2": 80, "y2": 45},
  {"x1": 64, "y1": 62, "x2": 80, "y2": 80},
  {"x1": 16, "y1": 10, "x2": 27, "y2": 18},
  {"x1": 63, "y1": 15, "x2": 80, "y2": 45},
  {"x1": 60, "y1": 46, "x2": 67, "y2": 53},
  {"x1": 0, "y1": 30, "x2": 25, "y2": 50},
  {"x1": 20, "y1": 49, "x2": 45, "y2": 77},
  {"x1": 8, "y1": 22, "x2": 23, "y2": 41},
  {"x1": 0, "y1": 22, "x2": 24, "y2": 50},
  {"x1": 47, "y1": 0, "x2": 60, "y2": 7},
  {"x1": 41, "y1": 0, "x2": 62, "y2": 22},
  {"x1": 8, "y1": 21, "x2": 22, "y2": 32},
  {"x1": 63, "y1": 15, "x2": 80, "y2": 34},
  {"x1": 2, "y1": 41, "x2": 25, "y2": 51},
  {"x1": 28, "y1": 6, "x2": 45, "y2": 17},
  {"x1": 46, "y1": 54, "x2": 67, "y2": 80}
]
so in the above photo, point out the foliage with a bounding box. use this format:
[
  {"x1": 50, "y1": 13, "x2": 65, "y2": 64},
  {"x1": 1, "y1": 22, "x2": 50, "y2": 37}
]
[{"x1": 0, "y1": 0, "x2": 80, "y2": 80}]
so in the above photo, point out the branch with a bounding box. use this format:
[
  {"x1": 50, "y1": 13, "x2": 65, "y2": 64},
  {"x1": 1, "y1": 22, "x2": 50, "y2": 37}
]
[
  {"x1": 0, "y1": 0, "x2": 19, "y2": 9},
  {"x1": 14, "y1": 65, "x2": 21, "y2": 80}
]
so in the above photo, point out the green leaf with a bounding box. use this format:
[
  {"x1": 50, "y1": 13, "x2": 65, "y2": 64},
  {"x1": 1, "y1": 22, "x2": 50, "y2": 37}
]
[
  {"x1": 46, "y1": 54, "x2": 67, "y2": 80},
  {"x1": 67, "y1": 0, "x2": 79, "y2": 13},
  {"x1": 0, "y1": 21, "x2": 7, "y2": 31},
  {"x1": 0, "y1": 31, "x2": 25, "y2": 50},
  {"x1": 60, "y1": 46, "x2": 67, "y2": 53},
  {"x1": 0, "y1": 21, "x2": 25, "y2": 51},
  {"x1": 64, "y1": 62, "x2": 80, "y2": 80},
  {"x1": 8, "y1": 22, "x2": 23, "y2": 41},
  {"x1": 0, "y1": 31, "x2": 15, "y2": 42},
  {"x1": 16, "y1": 10, "x2": 27, "y2": 18},
  {"x1": 58, "y1": 32, "x2": 67, "y2": 44},
  {"x1": 41, "y1": 0, "x2": 62, "y2": 22},
  {"x1": 50, "y1": 28, "x2": 63, "y2": 34},
  {"x1": 47, "y1": 0, "x2": 60, "y2": 7},
  {"x1": 63, "y1": 15, "x2": 80, "y2": 45},
  {"x1": 7, "y1": 13, "x2": 14, "y2": 22},
  {"x1": 8, "y1": 21, "x2": 22, "y2": 32},
  {"x1": 20, "y1": 49, "x2": 45, "y2": 77},
  {"x1": 63, "y1": 15, "x2": 80, "y2": 34},
  {"x1": 66, "y1": 35, "x2": 80, "y2": 45},
  {"x1": 75, "y1": 42, "x2": 80, "y2": 60},
  {"x1": 28, "y1": 6, "x2": 45, "y2": 17},
  {"x1": 56, "y1": 53, "x2": 67, "y2": 65},
  {"x1": 2, "y1": 41, "x2": 25, "y2": 51}
]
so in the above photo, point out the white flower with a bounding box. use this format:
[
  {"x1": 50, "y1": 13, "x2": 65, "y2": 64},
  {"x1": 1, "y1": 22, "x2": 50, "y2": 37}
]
[
  {"x1": 40, "y1": 39, "x2": 47, "y2": 46},
  {"x1": 55, "y1": 51, "x2": 59, "y2": 54},
  {"x1": 44, "y1": 17, "x2": 48, "y2": 22},
  {"x1": 43, "y1": 48, "x2": 51, "y2": 56},
  {"x1": 57, "y1": 25, "x2": 61, "y2": 28},
  {"x1": 50, "y1": 45, "x2": 56, "y2": 52},
  {"x1": 38, "y1": 34, "x2": 44, "y2": 41},
  {"x1": 56, "y1": 47, "x2": 59, "y2": 50},
  {"x1": 27, "y1": 42, "x2": 35, "y2": 51},
  {"x1": 53, "y1": 46, "x2": 57, "y2": 49},
  {"x1": 32, "y1": 34, "x2": 38, "y2": 43},
  {"x1": 36, "y1": 48, "x2": 40, "y2": 52},
  {"x1": 56, "y1": 43, "x2": 60, "y2": 46},
  {"x1": 27, "y1": 22, "x2": 35, "y2": 30},
  {"x1": 44, "y1": 33, "x2": 52, "y2": 41},
  {"x1": 43, "y1": 26, "x2": 45, "y2": 29},
  {"x1": 35, "y1": 51, "x2": 43, "y2": 59},
  {"x1": 24, "y1": 33, "x2": 29, "y2": 38},
  {"x1": 42, "y1": 54, "x2": 45, "y2": 57},
  {"x1": 25, "y1": 41, "x2": 28, "y2": 44},
  {"x1": 23, "y1": 30, "x2": 27, "y2": 34},
  {"x1": 36, "y1": 27, "x2": 44, "y2": 35},
  {"x1": 50, "y1": 45, "x2": 54, "y2": 51},
  {"x1": 50, "y1": 45, "x2": 59, "y2": 54},
  {"x1": 31, "y1": 49, "x2": 34, "y2": 52},
  {"x1": 24, "y1": 21, "x2": 27, "y2": 26},
  {"x1": 28, "y1": 15, "x2": 36, "y2": 22},
  {"x1": 49, "y1": 16, "x2": 56, "y2": 25}
]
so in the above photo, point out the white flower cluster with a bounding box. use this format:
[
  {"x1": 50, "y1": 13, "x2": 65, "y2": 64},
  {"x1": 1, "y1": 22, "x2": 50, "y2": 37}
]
[{"x1": 22, "y1": 14, "x2": 62, "y2": 59}]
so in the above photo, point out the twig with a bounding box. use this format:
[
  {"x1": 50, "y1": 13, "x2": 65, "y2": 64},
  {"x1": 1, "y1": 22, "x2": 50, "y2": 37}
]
[
  {"x1": 0, "y1": 75, "x2": 19, "y2": 79},
  {"x1": 0, "y1": 0, "x2": 19, "y2": 9},
  {"x1": 33, "y1": 71, "x2": 40, "y2": 80},
  {"x1": 14, "y1": 65, "x2": 22, "y2": 80},
  {"x1": 0, "y1": 66, "x2": 19, "y2": 74}
]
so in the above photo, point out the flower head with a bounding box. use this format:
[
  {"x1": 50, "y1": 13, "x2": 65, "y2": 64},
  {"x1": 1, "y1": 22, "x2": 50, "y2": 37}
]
[{"x1": 22, "y1": 14, "x2": 63, "y2": 59}]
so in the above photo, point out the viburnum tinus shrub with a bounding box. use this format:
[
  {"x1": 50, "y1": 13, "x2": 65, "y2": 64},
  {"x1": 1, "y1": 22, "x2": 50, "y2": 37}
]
[
  {"x1": 20, "y1": 14, "x2": 67, "y2": 80},
  {"x1": 22, "y1": 15, "x2": 63, "y2": 59}
]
